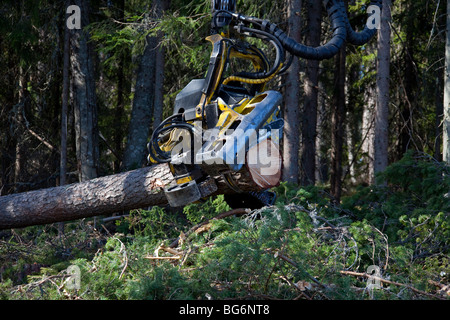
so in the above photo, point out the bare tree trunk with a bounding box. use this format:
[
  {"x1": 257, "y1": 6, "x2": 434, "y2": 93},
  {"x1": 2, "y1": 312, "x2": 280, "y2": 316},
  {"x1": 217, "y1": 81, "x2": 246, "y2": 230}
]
[
  {"x1": 345, "y1": 65, "x2": 360, "y2": 185},
  {"x1": 315, "y1": 82, "x2": 328, "y2": 183},
  {"x1": 346, "y1": 112, "x2": 356, "y2": 185},
  {"x1": 152, "y1": 0, "x2": 170, "y2": 130},
  {"x1": 397, "y1": 29, "x2": 416, "y2": 160},
  {"x1": 444, "y1": 0, "x2": 450, "y2": 163},
  {"x1": 59, "y1": 2, "x2": 71, "y2": 235},
  {"x1": 374, "y1": 0, "x2": 392, "y2": 180},
  {"x1": 113, "y1": 0, "x2": 127, "y2": 172},
  {"x1": 301, "y1": 0, "x2": 321, "y2": 186},
  {"x1": 12, "y1": 1, "x2": 27, "y2": 194},
  {"x1": 282, "y1": 0, "x2": 302, "y2": 184},
  {"x1": 362, "y1": 85, "x2": 376, "y2": 184},
  {"x1": 14, "y1": 66, "x2": 28, "y2": 193},
  {"x1": 435, "y1": 73, "x2": 444, "y2": 162},
  {"x1": 61, "y1": 2, "x2": 70, "y2": 187},
  {"x1": 330, "y1": 0, "x2": 348, "y2": 202},
  {"x1": 123, "y1": 34, "x2": 157, "y2": 170},
  {"x1": 0, "y1": 164, "x2": 174, "y2": 230},
  {"x1": 70, "y1": 0, "x2": 99, "y2": 182},
  {"x1": 0, "y1": 164, "x2": 263, "y2": 230},
  {"x1": 330, "y1": 40, "x2": 346, "y2": 203},
  {"x1": 153, "y1": 44, "x2": 164, "y2": 130},
  {"x1": 360, "y1": 34, "x2": 378, "y2": 185}
]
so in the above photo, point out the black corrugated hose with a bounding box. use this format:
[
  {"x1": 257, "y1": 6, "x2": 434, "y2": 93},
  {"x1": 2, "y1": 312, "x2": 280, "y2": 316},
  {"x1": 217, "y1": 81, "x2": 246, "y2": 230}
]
[{"x1": 216, "y1": 0, "x2": 383, "y2": 61}]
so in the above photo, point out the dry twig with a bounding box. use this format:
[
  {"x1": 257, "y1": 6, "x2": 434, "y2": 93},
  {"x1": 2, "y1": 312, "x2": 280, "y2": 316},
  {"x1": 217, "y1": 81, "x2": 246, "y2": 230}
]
[
  {"x1": 339, "y1": 270, "x2": 446, "y2": 300},
  {"x1": 169, "y1": 208, "x2": 250, "y2": 248},
  {"x1": 428, "y1": 280, "x2": 450, "y2": 297}
]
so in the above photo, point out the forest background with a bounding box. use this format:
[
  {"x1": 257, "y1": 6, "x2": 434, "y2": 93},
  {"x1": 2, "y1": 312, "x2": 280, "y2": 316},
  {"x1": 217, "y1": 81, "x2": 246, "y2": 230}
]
[{"x1": 0, "y1": 0, "x2": 449, "y2": 300}]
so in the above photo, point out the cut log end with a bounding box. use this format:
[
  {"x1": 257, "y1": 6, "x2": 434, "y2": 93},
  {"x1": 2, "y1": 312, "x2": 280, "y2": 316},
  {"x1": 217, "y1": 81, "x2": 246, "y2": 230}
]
[{"x1": 246, "y1": 139, "x2": 282, "y2": 189}]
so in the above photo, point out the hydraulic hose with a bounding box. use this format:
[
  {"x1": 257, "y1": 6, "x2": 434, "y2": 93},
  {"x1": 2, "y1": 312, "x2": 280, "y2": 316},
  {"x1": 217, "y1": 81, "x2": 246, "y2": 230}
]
[
  {"x1": 220, "y1": 0, "x2": 383, "y2": 61},
  {"x1": 232, "y1": 26, "x2": 284, "y2": 80},
  {"x1": 149, "y1": 116, "x2": 196, "y2": 163},
  {"x1": 259, "y1": 0, "x2": 347, "y2": 60},
  {"x1": 344, "y1": 0, "x2": 383, "y2": 46}
]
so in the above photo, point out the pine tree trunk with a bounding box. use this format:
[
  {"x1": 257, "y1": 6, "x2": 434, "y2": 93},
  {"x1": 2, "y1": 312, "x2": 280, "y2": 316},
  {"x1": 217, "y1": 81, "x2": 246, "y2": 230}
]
[
  {"x1": 282, "y1": 0, "x2": 302, "y2": 184},
  {"x1": 315, "y1": 82, "x2": 328, "y2": 183},
  {"x1": 374, "y1": 0, "x2": 391, "y2": 179},
  {"x1": 398, "y1": 30, "x2": 415, "y2": 159},
  {"x1": 362, "y1": 84, "x2": 376, "y2": 184},
  {"x1": 59, "y1": 3, "x2": 71, "y2": 235},
  {"x1": 0, "y1": 164, "x2": 263, "y2": 230},
  {"x1": 122, "y1": 34, "x2": 157, "y2": 170},
  {"x1": 435, "y1": 73, "x2": 444, "y2": 162},
  {"x1": 14, "y1": 66, "x2": 27, "y2": 193},
  {"x1": 346, "y1": 65, "x2": 359, "y2": 185},
  {"x1": 113, "y1": 0, "x2": 127, "y2": 172},
  {"x1": 152, "y1": 0, "x2": 170, "y2": 130},
  {"x1": 330, "y1": 41, "x2": 346, "y2": 203},
  {"x1": 346, "y1": 112, "x2": 356, "y2": 185},
  {"x1": 70, "y1": 0, "x2": 99, "y2": 182},
  {"x1": 301, "y1": 0, "x2": 321, "y2": 186},
  {"x1": 153, "y1": 42, "x2": 165, "y2": 130},
  {"x1": 61, "y1": 2, "x2": 70, "y2": 187},
  {"x1": 444, "y1": 0, "x2": 450, "y2": 163},
  {"x1": 0, "y1": 164, "x2": 174, "y2": 230}
]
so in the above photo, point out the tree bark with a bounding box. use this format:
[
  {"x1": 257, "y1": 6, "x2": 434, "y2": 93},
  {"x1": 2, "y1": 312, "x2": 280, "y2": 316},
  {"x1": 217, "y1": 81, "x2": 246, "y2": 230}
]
[
  {"x1": 122, "y1": 34, "x2": 157, "y2": 170},
  {"x1": 282, "y1": 0, "x2": 302, "y2": 184},
  {"x1": 330, "y1": 0, "x2": 348, "y2": 203},
  {"x1": 397, "y1": 26, "x2": 416, "y2": 160},
  {"x1": 345, "y1": 65, "x2": 359, "y2": 185},
  {"x1": 362, "y1": 84, "x2": 376, "y2": 184},
  {"x1": 374, "y1": 0, "x2": 391, "y2": 179},
  {"x1": 0, "y1": 164, "x2": 263, "y2": 230},
  {"x1": 70, "y1": 0, "x2": 99, "y2": 182},
  {"x1": 0, "y1": 164, "x2": 173, "y2": 230},
  {"x1": 330, "y1": 40, "x2": 346, "y2": 203},
  {"x1": 13, "y1": 66, "x2": 28, "y2": 193},
  {"x1": 113, "y1": 0, "x2": 127, "y2": 173},
  {"x1": 59, "y1": 1, "x2": 71, "y2": 235},
  {"x1": 61, "y1": 1, "x2": 70, "y2": 187},
  {"x1": 444, "y1": 0, "x2": 450, "y2": 163},
  {"x1": 301, "y1": 0, "x2": 321, "y2": 186},
  {"x1": 315, "y1": 82, "x2": 328, "y2": 183},
  {"x1": 435, "y1": 73, "x2": 444, "y2": 162},
  {"x1": 152, "y1": 0, "x2": 170, "y2": 131}
]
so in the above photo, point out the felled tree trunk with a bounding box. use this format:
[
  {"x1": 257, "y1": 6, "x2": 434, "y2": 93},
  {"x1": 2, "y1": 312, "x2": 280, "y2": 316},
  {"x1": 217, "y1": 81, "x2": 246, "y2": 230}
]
[{"x1": 0, "y1": 163, "x2": 263, "y2": 230}]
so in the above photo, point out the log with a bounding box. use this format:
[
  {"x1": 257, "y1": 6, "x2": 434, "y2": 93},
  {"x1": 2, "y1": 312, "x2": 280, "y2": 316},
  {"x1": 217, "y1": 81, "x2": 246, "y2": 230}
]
[{"x1": 0, "y1": 163, "x2": 263, "y2": 230}]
